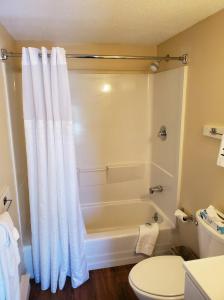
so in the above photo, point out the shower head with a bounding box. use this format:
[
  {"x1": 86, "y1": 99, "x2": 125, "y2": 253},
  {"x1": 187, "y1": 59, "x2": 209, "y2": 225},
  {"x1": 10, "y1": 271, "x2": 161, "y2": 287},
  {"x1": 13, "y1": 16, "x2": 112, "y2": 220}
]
[{"x1": 150, "y1": 61, "x2": 160, "y2": 73}]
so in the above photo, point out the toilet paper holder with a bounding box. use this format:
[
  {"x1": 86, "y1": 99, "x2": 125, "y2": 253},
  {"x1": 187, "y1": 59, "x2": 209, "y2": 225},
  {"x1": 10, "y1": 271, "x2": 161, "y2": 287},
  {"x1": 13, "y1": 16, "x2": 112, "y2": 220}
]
[
  {"x1": 183, "y1": 214, "x2": 198, "y2": 225},
  {"x1": 178, "y1": 208, "x2": 198, "y2": 225}
]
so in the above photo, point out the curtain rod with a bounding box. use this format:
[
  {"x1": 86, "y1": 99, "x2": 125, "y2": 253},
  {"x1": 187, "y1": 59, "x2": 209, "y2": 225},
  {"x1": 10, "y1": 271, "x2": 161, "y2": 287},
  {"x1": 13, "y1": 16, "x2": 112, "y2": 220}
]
[{"x1": 0, "y1": 48, "x2": 188, "y2": 64}]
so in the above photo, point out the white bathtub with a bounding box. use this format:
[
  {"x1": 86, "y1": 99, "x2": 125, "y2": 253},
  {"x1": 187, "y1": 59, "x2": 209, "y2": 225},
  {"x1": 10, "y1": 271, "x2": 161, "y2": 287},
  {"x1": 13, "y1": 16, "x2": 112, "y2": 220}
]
[
  {"x1": 23, "y1": 199, "x2": 176, "y2": 275},
  {"x1": 82, "y1": 199, "x2": 176, "y2": 270}
]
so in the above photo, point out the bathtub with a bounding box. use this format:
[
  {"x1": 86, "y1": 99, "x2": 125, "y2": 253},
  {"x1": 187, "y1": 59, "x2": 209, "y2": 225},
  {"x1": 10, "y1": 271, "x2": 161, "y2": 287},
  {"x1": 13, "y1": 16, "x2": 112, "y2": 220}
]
[
  {"x1": 23, "y1": 199, "x2": 176, "y2": 276},
  {"x1": 82, "y1": 199, "x2": 176, "y2": 270}
]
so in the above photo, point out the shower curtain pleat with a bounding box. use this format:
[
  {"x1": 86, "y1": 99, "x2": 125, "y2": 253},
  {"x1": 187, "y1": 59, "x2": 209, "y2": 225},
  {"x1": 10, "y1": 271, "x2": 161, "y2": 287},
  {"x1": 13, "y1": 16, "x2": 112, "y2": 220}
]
[{"x1": 22, "y1": 47, "x2": 89, "y2": 292}]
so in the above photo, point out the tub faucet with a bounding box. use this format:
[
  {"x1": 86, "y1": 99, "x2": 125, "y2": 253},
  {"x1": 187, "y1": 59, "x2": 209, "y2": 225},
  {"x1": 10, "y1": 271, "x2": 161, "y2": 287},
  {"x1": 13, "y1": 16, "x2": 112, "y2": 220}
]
[
  {"x1": 149, "y1": 185, "x2": 163, "y2": 194},
  {"x1": 153, "y1": 212, "x2": 159, "y2": 222}
]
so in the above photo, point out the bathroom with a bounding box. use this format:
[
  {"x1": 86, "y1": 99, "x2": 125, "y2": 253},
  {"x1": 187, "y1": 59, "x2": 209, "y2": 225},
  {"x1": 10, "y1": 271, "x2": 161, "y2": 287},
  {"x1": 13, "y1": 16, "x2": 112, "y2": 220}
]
[{"x1": 0, "y1": 1, "x2": 224, "y2": 300}]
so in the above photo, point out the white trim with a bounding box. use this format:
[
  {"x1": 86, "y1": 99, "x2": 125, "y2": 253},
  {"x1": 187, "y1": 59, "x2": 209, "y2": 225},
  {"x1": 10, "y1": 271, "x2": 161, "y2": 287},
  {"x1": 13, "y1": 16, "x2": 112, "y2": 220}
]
[
  {"x1": 176, "y1": 66, "x2": 188, "y2": 208},
  {"x1": 20, "y1": 274, "x2": 30, "y2": 300}
]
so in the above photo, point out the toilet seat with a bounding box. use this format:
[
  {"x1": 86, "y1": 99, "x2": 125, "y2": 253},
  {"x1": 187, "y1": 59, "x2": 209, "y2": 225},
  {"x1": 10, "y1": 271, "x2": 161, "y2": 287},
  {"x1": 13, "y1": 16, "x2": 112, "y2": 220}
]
[{"x1": 129, "y1": 256, "x2": 185, "y2": 299}]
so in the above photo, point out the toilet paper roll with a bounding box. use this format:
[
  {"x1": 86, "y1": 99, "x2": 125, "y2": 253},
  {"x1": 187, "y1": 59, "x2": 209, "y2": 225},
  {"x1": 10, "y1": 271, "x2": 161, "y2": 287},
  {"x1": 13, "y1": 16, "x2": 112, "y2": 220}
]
[{"x1": 174, "y1": 209, "x2": 188, "y2": 223}]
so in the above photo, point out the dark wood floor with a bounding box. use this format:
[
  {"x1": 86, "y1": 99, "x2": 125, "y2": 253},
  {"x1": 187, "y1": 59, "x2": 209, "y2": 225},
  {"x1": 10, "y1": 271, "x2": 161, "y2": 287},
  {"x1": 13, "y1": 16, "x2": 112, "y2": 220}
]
[{"x1": 29, "y1": 265, "x2": 137, "y2": 300}]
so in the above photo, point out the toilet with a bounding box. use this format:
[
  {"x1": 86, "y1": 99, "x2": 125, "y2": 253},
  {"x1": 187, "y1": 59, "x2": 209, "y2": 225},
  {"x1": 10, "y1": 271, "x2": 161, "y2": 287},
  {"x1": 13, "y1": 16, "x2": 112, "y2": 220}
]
[{"x1": 129, "y1": 209, "x2": 224, "y2": 300}]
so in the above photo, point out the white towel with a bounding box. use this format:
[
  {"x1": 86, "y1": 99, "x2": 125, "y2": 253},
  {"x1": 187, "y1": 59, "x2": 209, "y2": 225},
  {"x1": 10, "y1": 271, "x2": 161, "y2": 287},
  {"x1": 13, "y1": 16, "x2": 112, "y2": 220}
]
[
  {"x1": 217, "y1": 134, "x2": 224, "y2": 167},
  {"x1": 136, "y1": 223, "x2": 159, "y2": 256},
  {"x1": 0, "y1": 212, "x2": 20, "y2": 300}
]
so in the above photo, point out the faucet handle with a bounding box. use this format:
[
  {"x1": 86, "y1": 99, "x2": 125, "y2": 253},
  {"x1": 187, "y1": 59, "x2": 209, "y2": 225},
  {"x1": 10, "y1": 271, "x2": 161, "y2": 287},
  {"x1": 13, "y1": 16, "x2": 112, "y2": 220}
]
[{"x1": 149, "y1": 185, "x2": 163, "y2": 194}]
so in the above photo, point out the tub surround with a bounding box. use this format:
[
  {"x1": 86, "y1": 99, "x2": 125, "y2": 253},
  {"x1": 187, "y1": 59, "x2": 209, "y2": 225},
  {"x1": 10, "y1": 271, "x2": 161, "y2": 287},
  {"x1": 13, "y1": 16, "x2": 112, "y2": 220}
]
[
  {"x1": 150, "y1": 67, "x2": 187, "y2": 224},
  {"x1": 70, "y1": 73, "x2": 152, "y2": 206},
  {"x1": 21, "y1": 65, "x2": 187, "y2": 275}
]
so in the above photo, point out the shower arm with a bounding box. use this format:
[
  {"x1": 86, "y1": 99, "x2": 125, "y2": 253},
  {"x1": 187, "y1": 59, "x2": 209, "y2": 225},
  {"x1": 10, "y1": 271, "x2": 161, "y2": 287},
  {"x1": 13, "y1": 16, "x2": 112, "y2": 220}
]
[{"x1": 0, "y1": 48, "x2": 188, "y2": 64}]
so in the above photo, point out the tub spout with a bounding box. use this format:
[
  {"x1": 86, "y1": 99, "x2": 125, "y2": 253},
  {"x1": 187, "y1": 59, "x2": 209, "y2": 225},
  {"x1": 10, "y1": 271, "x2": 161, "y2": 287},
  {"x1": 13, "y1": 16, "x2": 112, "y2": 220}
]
[
  {"x1": 149, "y1": 185, "x2": 163, "y2": 194},
  {"x1": 153, "y1": 212, "x2": 159, "y2": 222}
]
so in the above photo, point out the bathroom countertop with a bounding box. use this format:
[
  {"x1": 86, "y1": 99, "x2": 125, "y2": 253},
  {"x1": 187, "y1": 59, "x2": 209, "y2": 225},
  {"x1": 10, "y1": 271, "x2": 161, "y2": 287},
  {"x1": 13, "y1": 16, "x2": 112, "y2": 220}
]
[{"x1": 184, "y1": 255, "x2": 224, "y2": 300}]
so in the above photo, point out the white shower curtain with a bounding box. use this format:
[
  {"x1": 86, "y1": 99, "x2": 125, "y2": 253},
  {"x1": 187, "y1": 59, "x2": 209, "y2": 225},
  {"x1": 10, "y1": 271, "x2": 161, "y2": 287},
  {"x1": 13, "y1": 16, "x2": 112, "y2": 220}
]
[{"x1": 22, "y1": 47, "x2": 89, "y2": 292}]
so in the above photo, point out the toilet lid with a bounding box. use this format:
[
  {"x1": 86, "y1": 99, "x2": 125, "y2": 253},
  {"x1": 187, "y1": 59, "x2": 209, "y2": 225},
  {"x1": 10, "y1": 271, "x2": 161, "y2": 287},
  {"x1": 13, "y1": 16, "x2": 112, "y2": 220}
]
[{"x1": 129, "y1": 256, "x2": 185, "y2": 297}]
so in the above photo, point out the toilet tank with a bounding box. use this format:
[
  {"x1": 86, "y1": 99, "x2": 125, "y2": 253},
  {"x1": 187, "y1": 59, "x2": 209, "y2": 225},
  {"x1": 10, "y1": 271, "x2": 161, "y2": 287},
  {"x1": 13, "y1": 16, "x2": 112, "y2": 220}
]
[{"x1": 196, "y1": 210, "x2": 224, "y2": 258}]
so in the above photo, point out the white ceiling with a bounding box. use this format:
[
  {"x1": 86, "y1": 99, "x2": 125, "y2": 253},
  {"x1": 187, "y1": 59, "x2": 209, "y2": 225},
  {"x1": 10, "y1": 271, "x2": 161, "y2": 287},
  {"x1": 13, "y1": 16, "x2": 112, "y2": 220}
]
[{"x1": 0, "y1": 0, "x2": 224, "y2": 45}]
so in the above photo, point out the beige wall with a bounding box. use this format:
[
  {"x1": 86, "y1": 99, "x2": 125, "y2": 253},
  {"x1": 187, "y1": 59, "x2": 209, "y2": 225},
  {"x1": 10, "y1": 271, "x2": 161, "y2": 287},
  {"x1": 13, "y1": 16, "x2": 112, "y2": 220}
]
[
  {"x1": 0, "y1": 24, "x2": 20, "y2": 228},
  {"x1": 0, "y1": 25, "x2": 30, "y2": 273},
  {"x1": 158, "y1": 9, "x2": 224, "y2": 253},
  {"x1": 5, "y1": 66, "x2": 30, "y2": 245}
]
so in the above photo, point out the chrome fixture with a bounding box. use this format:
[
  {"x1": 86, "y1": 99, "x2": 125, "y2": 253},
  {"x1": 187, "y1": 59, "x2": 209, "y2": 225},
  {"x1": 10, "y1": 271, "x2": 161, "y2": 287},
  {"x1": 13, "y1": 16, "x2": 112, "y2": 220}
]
[
  {"x1": 150, "y1": 61, "x2": 160, "y2": 73},
  {"x1": 153, "y1": 212, "x2": 159, "y2": 222},
  {"x1": 181, "y1": 207, "x2": 198, "y2": 225},
  {"x1": 0, "y1": 48, "x2": 188, "y2": 64},
  {"x1": 149, "y1": 185, "x2": 163, "y2": 194},
  {"x1": 183, "y1": 215, "x2": 197, "y2": 225},
  {"x1": 210, "y1": 127, "x2": 223, "y2": 136},
  {"x1": 3, "y1": 196, "x2": 12, "y2": 211},
  {"x1": 145, "y1": 213, "x2": 160, "y2": 226},
  {"x1": 158, "y1": 125, "x2": 167, "y2": 141},
  {"x1": 145, "y1": 222, "x2": 152, "y2": 226},
  {"x1": 1, "y1": 48, "x2": 7, "y2": 61}
]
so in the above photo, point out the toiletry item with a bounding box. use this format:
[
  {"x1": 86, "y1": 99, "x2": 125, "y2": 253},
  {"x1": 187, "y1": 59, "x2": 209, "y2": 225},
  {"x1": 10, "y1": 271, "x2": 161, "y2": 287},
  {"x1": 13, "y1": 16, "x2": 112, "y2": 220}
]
[{"x1": 200, "y1": 205, "x2": 224, "y2": 234}]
